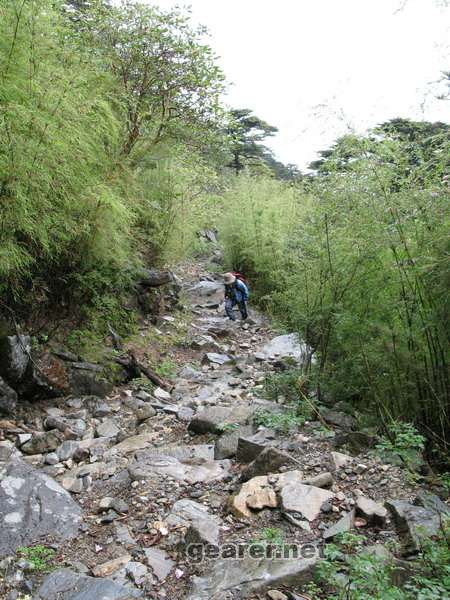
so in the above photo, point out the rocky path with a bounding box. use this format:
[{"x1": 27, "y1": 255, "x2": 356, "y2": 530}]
[{"x1": 0, "y1": 261, "x2": 449, "y2": 600}]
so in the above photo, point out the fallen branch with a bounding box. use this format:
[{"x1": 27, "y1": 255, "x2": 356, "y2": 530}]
[{"x1": 115, "y1": 350, "x2": 173, "y2": 392}]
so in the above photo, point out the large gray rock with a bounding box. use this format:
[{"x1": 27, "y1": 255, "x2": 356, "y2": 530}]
[
  {"x1": 144, "y1": 547, "x2": 174, "y2": 581},
  {"x1": 386, "y1": 499, "x2": 449, "y2": 555},
  {"x1": 69, "y1": 364, "x2": 113, "y2": 398},
  {"x1": 128, "y1": 452, "x2": 230, "y2": 484},
  {"x1": 188, "y1": 553, "x2": 319, "y2": 599},
  {"x1": 167, "y1": 499, "x2": 221, "y2": 546},
  {"x1": 0, "y1": 334, "x2": 30, "y2": 383},
  {"x1": 242, "y1": 447, "x2": 302, "y2": 481},
  {"x1": 203, "y1": 352, "x2": 233, "y2": 366},
  {"x1": 0, "y1": 459, "x2": 82, "y2": 557},
  {"x1": 215, "y1": 425, "x2": 253, "y2": 459},
  {"x1": 188, "y1": 280, "x2": 224, "y2": 304},
  {"x1": 356, "y1": 496, "x2": 387, "y2": 526},
  {"x1": 189, "y1": 405, "x2": 253, "y2": 434},
  {"x1": 0, "y1": 376, "x2": 17, "y2": 416},
  {"x1": 237, "y1": 429, "x2": 277, "y2": 463},
  {"x1": 259, "y1": 333, "x2": 308, "y2": 363},
  {"x1": 332, "y1": 430, "x2": 377, "y2": 452},
  {"x1": 280, "y1": 481, "x2": 334, "y2": 522},
  {"x1": 35, "y1": 568, "x2": 142, "y2": 599},
  {"x1": 45, "y1": 416, "x2": 86, "y2": 438},
  {"x1": 413, "y1": 491, "x2": 450, "y2": 515},
  {"x1": 321, "y1": 409, "x2": 355, "y2": 431}
]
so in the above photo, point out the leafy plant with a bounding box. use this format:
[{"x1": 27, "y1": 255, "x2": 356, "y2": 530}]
[
  {"x1": 218, "y1": 422, "x2": 240, "y2": 433},
  {"x1": 376, "y1": 421, "x2": 426, "y2": 470},
  {"x1": 155, "y1": 358, "x2": 177, "y2": 379},
  {"x1": 252, "y1": 527, "x2": 285, "y2": 547},
  {"x1": 254, "y1": 407, "x2": 311, "y2": 433},
  {"x1": 307, "y1": 523, "x2": 450, "y2": 599},
  {"x1": 17, "y1": 546, "x2": 55, "y2": 572}
]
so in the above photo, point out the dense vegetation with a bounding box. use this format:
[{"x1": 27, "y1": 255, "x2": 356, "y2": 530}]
[
  {"x1": 0, "y1": 0, "x2": 228, "y2": 324},
  {"x1": 219, "y1": 120, "x2": 450, "y2": 468},
  {"x1": 1, "y1": 0, "x2": 449, "y2": 469}
]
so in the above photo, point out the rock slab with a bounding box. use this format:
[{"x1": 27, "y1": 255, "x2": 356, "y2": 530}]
[
  {"x1": 0, "y1": 459, "x2": 82, "y2": 558},
  {"x1": 35, "y1": 568, "x2": 142, "y2": 599}
]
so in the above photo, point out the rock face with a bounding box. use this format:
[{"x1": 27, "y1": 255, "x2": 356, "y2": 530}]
[
  {"x1": 386, "y1": 499, "x2": 449, "y2": 554},
  {"x1": 0, "y1": 459, "x2": 82, "y2": 557},
  {"x1": 0, "y1": 376, "x2": 17, "y2": 416},
  {"x1": 0, "y1": 334, "x2": 30, "y2": 383},
  {"x1": 69, "y1": 363, "x2": 113, "y2": 397},
  {"x1": 188, "y1": 554, "x2": 319, "y2": 599},
  {"x1": 35, "y1": 568, "x2": 142, "y2": 599}
]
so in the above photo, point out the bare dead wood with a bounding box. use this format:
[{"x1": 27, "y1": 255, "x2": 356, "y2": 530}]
[{"x1": 114, "y1": 350, "x2": 173, "y2": 391}]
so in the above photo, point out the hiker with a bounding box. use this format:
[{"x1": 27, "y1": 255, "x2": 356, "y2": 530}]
[{"x1": 223, "y1": 272, "x2": 249, "y2": 321}]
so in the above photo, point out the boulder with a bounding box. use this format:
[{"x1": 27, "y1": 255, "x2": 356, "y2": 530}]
[
  {"x1": 236, "y1": 429, "x2": 277, "y2": 463},
  {"x1": 258, "y1": 334, "x2": 308, "y2": 363},
  {"x1": 35, "y1": 568, "x2": 141, "y2": 599},
  {"x1": 128, "y1": 452, "x2": 230, "y2": 484},
  {"x1": 301, "y1": 472, "x2": 334, "y2": 489},
  {"x1": 356, "y1": 496, "x2": 387, "y2": 526},
  {"x1": 230, "y1": 476, "x2": 277, "y2": 519},
  {"x1": 0, "y1": 334, "x2": 30, "y2": 383},
  {"x1": 386, "y1": 499, "x2": 449, "y2": 555},
  {"x1": 188, "y1": 553, "x2": 319, "y2": 599},
  {"x1": 332, "y1": 431, "x2": 377, "y2": 452},
  {"x1": 321, "y1": 409, "x2": 355, "y2": 431},
  {"x1": 0, "y1": 376, "x2": 17, "y2": 416},
  {"x1": 189, "y1": 405, "x2": 253, "y2": 434},
  {"x1": 215, "y1": 425, "x2": 253, "y2": 459},
  {"x1": 108, "y1": 432, "x2": 159, "y2": 454},
  {"x1": 18, "y1": 355, "x2": 67, "y2": 400},
  {"x1": 168, "y1": 499, "x2": 221, "y2": 546},
  {"x1": 139, "y1": 269, "x2": 174, "y2": 288},
  {"x1": 96, "y1": 419, "x2": 120, "y2": 439},
  {"x1": 45, "y1": 416, "x2": 86, "y2": 438},
  {"x1": 69, "y1": 364, "x2": 113, "y2": 398},
  {"x1": 203, "y1": 352, "x2": 233, "y2": 366},
  {"x1": 331, "y1": 451, "x2": 353, "y2": 470},
  {"x1": 0, "y1": 459, "x2": 82, "y2": 557},
  {"x1": 280, "y1": 482, "x2": 334, "y2": 522},
  {"x1": 242, "y1": 447, "x2": 302, "y2": 481},
  {"x1": 413, "y1": 491, "x2": 450, "y2": 515}
]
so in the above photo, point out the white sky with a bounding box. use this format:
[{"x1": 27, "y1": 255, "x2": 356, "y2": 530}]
[{"x1": 152, "y1": 0, "x2": 450, "y2": 169}]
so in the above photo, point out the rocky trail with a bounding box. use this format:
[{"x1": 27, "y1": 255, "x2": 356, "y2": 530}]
[{"x1": 0, "y1": 260, "x2": 449, "y2": 600}]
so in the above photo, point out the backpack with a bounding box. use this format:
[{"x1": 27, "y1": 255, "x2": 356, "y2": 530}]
[{"x1": 232, "y1": 272, "x2": 249, "y2": 288}]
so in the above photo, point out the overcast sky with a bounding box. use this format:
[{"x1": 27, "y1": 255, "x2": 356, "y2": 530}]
[{"x1": 152, "y1": 0, "x2": 449, "y2": 169}]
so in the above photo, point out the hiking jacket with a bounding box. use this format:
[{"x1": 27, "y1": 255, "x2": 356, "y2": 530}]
[{"x1": 225, "y1": 279, "x2": 249, "y2": 303}]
